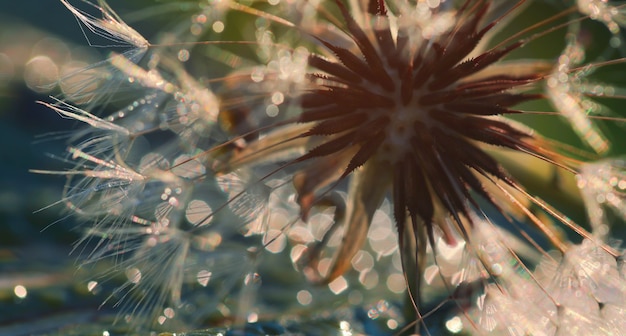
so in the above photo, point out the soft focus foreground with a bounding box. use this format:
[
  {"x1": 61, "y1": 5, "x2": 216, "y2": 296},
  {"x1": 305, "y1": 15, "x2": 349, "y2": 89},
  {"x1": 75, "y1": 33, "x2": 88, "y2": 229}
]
[{"x1": 23, "y1": 0, "x2": 626, "y2": 335}]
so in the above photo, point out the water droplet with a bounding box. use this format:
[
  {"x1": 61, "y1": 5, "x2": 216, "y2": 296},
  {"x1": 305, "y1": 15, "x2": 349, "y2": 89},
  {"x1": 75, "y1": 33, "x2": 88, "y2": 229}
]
[
  {"x1": 177, "y1": 49, "x2": 190, "y2": 62},
  {"x1": 13, "y1": 285, "x2": 27, "y2": 299},
  {"x1": 212, "y1": 21, "x2": 224, "y2": 33},
  {"x1": 296, "y1": 290, "x2": 312, "y2": 305}
]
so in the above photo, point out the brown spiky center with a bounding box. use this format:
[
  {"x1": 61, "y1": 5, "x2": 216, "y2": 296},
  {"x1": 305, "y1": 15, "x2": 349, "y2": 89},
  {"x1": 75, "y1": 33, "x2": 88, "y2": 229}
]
[{"x1": 296, "y1": 0, "x2": 548, "y2": 243}]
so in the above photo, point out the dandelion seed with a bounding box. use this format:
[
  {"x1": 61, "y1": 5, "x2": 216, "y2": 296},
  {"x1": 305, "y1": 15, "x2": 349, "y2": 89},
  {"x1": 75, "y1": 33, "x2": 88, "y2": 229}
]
[
  {"x1": 578, "y1": 158, "x2": 626, "y2": 235},
  {"x1": 61, "y1": 0, "x2": 148, "y2": 49},
  {"x1": 58, "y1": 0, "x2": 150, "y2": 105},
  {"x1": 547, "y1": 34, "x2": 610, "y2": 154}
]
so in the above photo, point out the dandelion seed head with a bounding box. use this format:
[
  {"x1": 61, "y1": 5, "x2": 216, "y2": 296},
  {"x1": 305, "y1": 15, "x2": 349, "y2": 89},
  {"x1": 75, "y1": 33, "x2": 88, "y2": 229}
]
[
  {"x1": 248, "y1": 0, "x2": 589, "y2": 291},
  {"x1": 36, "y1": 0, "x2": 626, "y2": 332}
]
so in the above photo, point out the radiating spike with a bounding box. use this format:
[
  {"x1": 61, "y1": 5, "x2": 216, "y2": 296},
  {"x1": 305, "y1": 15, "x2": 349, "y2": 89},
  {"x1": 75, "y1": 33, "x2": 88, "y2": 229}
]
[
  {"x1": 317, "y1": 38, "x2": 378, "y2": 83},
  {"x1": 308, "y1": 54, "x2": 362, "y2": 84},
  {"x1": 303, "y1": 112, "x2": 367, "y2": 136},
  {"x1": 342, "y1": 130, "x2": 385, "y2": 178},
  {"x1": 332, "y1": 0, "x2": 394, "y2": 91}
]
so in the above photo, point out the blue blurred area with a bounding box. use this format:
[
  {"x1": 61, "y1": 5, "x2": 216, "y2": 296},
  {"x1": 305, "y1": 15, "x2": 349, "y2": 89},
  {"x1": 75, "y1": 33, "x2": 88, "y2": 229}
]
[
  {"x1": 0, "y1": 3, "x2": 79, "y2": 243},
  {"x1": 0, "y1": 0, "x2": 155, "y2": 243},
  {"x1": 0, "y1": 1, "x2": 92, "y2": 332}
]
